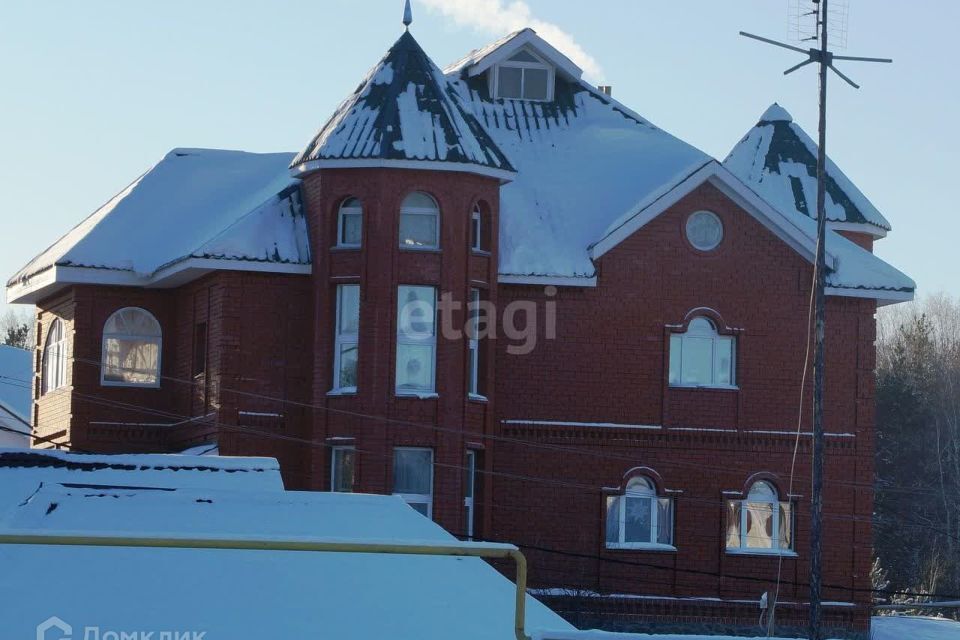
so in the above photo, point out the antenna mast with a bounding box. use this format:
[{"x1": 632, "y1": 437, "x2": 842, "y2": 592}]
[{"x1": 739, "y1": 3, "x2": 891, "y2": 639}]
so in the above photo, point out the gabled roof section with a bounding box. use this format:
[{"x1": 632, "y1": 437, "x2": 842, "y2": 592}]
[
  {"x1": 448, "y1": 57, "x2": 710, "y2": 279},
  {"x1": 724, "y1": 103, "x2": 892, "y2": 235},
  {"x1": 590, "y1": 161, "x2": 914, "y2": 304},
  {"x1": 7, "y1": 149, "x2": 310, "y2": 304},
  {"x1": 291, "y1": 31, "x2": 515, "y2": 181},
  {"x1": 443, "y1": 28, "x2": 583, "y2": 81}
]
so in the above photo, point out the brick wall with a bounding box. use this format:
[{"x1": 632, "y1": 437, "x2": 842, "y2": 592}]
[{"x1": 491, "y1": 182, "x2": 876, "y2": 629}]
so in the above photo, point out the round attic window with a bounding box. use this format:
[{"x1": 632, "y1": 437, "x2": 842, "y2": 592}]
[{"x1": 685, "y1": 211, "x2": 723, "y2": 251}]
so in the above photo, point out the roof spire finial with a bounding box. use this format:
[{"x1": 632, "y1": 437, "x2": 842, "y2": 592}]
[{"x1": 402, "y1": 0, "x2": 413, "y2": 29}]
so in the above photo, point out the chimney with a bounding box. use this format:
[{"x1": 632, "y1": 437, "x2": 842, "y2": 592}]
[{"x1": 598, "y1": 85, "x2": 613, "y2": 97}]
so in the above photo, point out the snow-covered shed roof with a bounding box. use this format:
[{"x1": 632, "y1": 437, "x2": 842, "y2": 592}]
[
  {"x1": 7, "y1": 149, "x2": 310, "y2": 304},
  {"x1": 0, "y1": 485, "x2": 571, "y2": 639},
  {"x1": 291, "y1": 31, "x2": 515, "y2": 181},
  {"x1": 724, "y1": 104, "x2": 892, "y2": 236},
  {"x1": 446, "y1": 52, "x2": 710, "y2": 280},
  {"x1": 0, "y1": 448, "x2": 283, "y2": 508},
  {"x1": 0, "y1": 345, "x2": 31, "y2": 422}
]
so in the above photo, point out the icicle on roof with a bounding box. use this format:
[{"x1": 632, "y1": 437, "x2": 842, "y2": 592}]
[
  {"x1": 290, "y1": 31, "x2": 515, "y2": 180},
  {"x1": 724, "y1": 103, "x2": 891, "y2": 234}
]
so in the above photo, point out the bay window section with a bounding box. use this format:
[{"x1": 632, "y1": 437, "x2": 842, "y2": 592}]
[
  {"x1": 669, "y1": 317, "x2": 736, "y2": 388},
  {"x1": 333, "y1": 284, "x2": 360, "y2": 393},
  {"x1": 726, "y1": 480, "x2": 794, "y2": 554},
  {"x1": 605, "y1": 476, "x2": 674, "y2": 550},
  {"x1": 399, "y1": 192, "x2": 440, "y2": 249},
  {"x1": 393, "y1": 447, "x2": 434, "y2": 517},
  {"x1": 396, "y1": 286, "x2": 437, "y2": 396}
]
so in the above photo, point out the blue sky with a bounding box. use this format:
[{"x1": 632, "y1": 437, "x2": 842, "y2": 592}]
[{"x1": 1, "y1": 0, "x2": 956, "y2": 316}]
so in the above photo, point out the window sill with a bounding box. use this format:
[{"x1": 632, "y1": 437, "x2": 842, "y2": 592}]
[
  {"x1": 395, "y1": 391, "x2": 439, "y2": 400},
  {"x1": 606, "y1": 543, "x2": 677, "y2": 553},
  {"x1": 399, "y1": 246, "x2": 442, "y2": 253},
  {"x1": 327, "y1": 388, "x2": 358, "y2": 397},
  {"x1": 468, "y1": 393, "x2": 488, "y2": 403},
  {"x1": 725, "y1": 548, "x2": 798, "y2": 558},
  {"x1": 471, "y1": 249, "x2": 491, "y2": 257},
  {"x1": 669, "y1": 384, "x2": 739, "y2": 392},
  {"x1": 330, "y1": 244, "x2": 361, "y2": 252},
  {"x1": 101, "y1": 381, "x2": 161, "y2": 389}
]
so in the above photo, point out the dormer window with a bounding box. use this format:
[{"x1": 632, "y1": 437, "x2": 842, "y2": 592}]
[{"x1": 492, "y1": 48, "x2": 554, "y2": 101}]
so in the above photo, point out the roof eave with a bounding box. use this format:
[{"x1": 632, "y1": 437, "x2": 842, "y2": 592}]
[{"x1": 289, "y1": 158, "x2": 516, "y2": 184}]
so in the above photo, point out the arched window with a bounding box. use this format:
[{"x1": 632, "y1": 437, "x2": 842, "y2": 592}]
[
  {"x1": 605, "y1": 475, "x2": 674, "y2": 549},
  {"x1": 101, "y1": 308, "x2": 162, "y2": 387},
  {"x1": 399, "y1": 192, "x2": 440, "y2": 250},
  {"x1": 669, "y1": 316, "x2": 736, "y2": 388},
  {"x1": 337, "y1": 197, "x2": 362, "y2": 248},
  {"x1": 41, "y1": 318, "x2": 68, "y2": 395},
  {"x1": 493, "y1": 48, "x2": 554, "y2": 101},
  {"x1": 726, "y1": 480, "x2": 794, "y2": 553}
]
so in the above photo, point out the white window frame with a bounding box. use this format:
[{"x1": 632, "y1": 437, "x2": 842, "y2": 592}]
[
  {"x1": 726, "y1": 480, "x2": 796, "y2": 556},
  {"x1": 100, "y1": 307, "x2": 162, "y2": 388},
  {"x1": 471, "y1": 204, "x2": 483, "y2": 252},
  {"x1": 330, "y1": 446, "x2": 355, "y2": 493},
  {"x1": 490, "y1": 47, "x2": 555, "y2": 102},
  {"x1": 393, "y1": 447, "x2": 434, "y2": 518},
  {"x1": 605, "y1": 476, "x2": 675, "y2": 551},
  {"x1": 669, "y1": 316, "x2": 737, "y2": 389},
  {"x1": 464, "y1": 450, "x2": 477, "y2": 539},
  {"x1": 41, "y1": 318, "x2": 68, "y2": 395},
  {"x1": 332, "y1": 284, "x2": 360, "y2": 393},
  {"x1": 399, "y1": 192, "x2": 440, "y2": 250},
  {"x1": 395, "y1": 285, "x2": 437, "y2": 396},
  {"x1": 337, "y1": 197, "x2": 363, "y2": 248},
  {"x1": 467, "y1": 288, "x2": 481, "y2": 398}
]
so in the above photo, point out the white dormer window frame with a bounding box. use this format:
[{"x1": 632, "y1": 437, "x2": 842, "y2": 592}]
[{"x1": 490, "y1": 47, "x2": 555, "y2": 102}]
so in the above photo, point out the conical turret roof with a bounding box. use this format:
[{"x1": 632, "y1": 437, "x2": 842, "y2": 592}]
[
  {"x1": 291, "y1": 31, "x2": 515, "y2": 180},
  {"x1": 724, "y1": 103, "x2": 891, "y2": 234}
]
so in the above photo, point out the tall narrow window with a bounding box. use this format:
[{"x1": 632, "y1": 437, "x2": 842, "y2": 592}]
[
  {"x1": 467, "y1": 288, "x2": 482, "y2": 397},
  {"x1": 605, "y1": 476, "x2": 674, "y2": 549},
  {"x1": 494, "y1": 49, "x2": 554, "y2": 101},
  {"x1": 331, "y1": 446, "x2": 355, "y2": 493},
  {"x1": 669, "y1": 317, "x2": 736, "y2": 388},
  {"x1": 101, "y1": 308, "x2": 162, "y2": 387},
  {"x1": 396, "y1": 286, "x2": 436, "y2": 395},
  {"x1": 393, "y1": 447, "x2": 433, "y2": 517},
  {"x1": 337, "y1": 197, "x2": 363, "y2": 247},
  {"x1": 464, "y1": 450, "x2": 478, "y2": 539},
  {"x1": 726, "y1": 480, "x2": 794, "y2": 553},
  {"x1": 333, "y1": 285, "x2": 360, "y2": 392},
  {"x1": 41, "y1": 318, "x2": 68, "y2": 395},
  {"x1": 399, "y1": 192, "x2": 440, "y2": 249},
  {"x1": 192, "y1": 322, "x2": 207, "y2": 378},
  {"x1": 471, "y1": 204, "x2": 483, "y2": 251}
]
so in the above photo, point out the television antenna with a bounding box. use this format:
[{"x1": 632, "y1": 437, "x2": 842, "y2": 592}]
[{"x1": 738, "y1": 2, "x2": 891, "y2": 639}]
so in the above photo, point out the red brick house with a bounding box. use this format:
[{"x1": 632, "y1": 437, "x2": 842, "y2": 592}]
[{"x1": 7, "y1": 20, "x2": 912, "y2": 636}]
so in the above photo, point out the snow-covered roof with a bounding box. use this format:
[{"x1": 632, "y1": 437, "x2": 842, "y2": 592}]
[
  {"x1": 0, "y1": 345, "x2": 31, "y2": 423},
  {"x1": 0, "y1": 483, "x2": 571, "y2": 639},
  {"x1": 724, "y1": 103, "x2": 892, "y2": 235},
  {"x1": 291, "y1": 31, "x2": 515, "y2": 181},
  {"x1": 7, "y1": 149, "x2": 309, "y2": 304},
  {"x1": 0, "y1": 448, "x2": 283, "y2": 508},
  {"x1": 447, "y1": 66, "x2": 709, "y2": 279}
]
